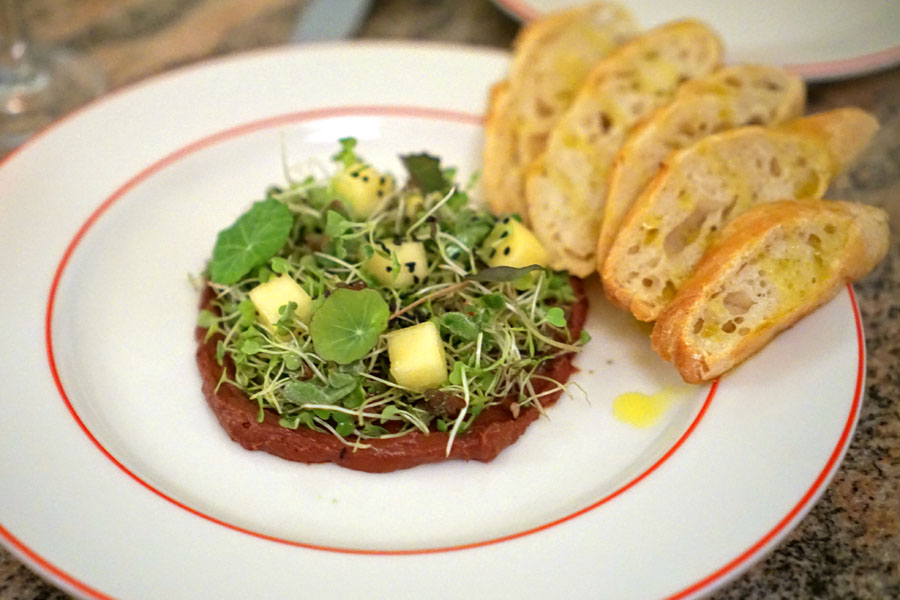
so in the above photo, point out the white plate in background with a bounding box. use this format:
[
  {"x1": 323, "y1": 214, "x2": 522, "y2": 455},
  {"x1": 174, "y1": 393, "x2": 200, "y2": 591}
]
[{"x1": 493, "y1": 0, "x2": 900, "y2": 80}]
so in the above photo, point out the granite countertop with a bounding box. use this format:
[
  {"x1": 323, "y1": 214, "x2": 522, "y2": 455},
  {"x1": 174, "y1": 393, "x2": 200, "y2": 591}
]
[{"x1": 1, "y1": 1, "x2": 897, "y2": 598}]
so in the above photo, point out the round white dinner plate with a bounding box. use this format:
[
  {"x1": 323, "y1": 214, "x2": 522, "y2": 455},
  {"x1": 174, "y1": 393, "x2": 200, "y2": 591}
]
[
  {"x1": 0, "y1": 42, "x2": 865, "y2": 600},
  {"x1": 493, "y1": 0, "x2": 900, "y2": 80}
]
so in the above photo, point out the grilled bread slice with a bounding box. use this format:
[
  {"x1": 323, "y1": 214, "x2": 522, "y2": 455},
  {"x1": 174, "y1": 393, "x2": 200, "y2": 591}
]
[
  {"x1": 651, "y1": 199, "x2": 889, "y2": 383},
  {"x1": 482, "y1": 2, "x2": 636, "y2": 217},
  {"x1": 602, "y1": 107, "x2": 879, "y2": 321},
  {"x1": 525, "y1": 19, "x2": 723, "y2": 276},
  {"x1": 595, "y1": 64, "x2": 806, "y2": 266}
]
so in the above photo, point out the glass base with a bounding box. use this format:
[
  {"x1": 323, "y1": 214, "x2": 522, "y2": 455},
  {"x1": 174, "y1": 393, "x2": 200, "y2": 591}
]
[{"x1": 1, "y1": 44, "x2": 105, "y2": 154}]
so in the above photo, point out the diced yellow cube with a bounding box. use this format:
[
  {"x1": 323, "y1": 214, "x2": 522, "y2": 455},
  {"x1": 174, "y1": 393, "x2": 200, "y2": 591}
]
[
  {"x1": 365, "y1": 240, "x2": 428, "y2": 289},
  {"x1": 332, "y1": 164, "x2": 395, "y2": 218},
  {"x1": 248, "y1": 275, "x2": 312, "y2": 330},
  {"x1": 386, "y1": 321, "x2": 447, "y2": 391},
  {"x1": 482, "y1": 218, "x2": 549, "y2": 268}
]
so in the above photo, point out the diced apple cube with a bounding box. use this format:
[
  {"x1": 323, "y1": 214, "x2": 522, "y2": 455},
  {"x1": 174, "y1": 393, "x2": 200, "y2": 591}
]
[
  {"x1": 248, "y1": 275, "x2": 312, "y2": 330},
  {"x1": 366, "y1": 240, "x2": 428, "y2": 288},
  {"x1": 482, "y1": 217, "x2": 549, "y2": 269},
  {"x1": 332, "y1": 164, "x2": 395, "y2": 218},
  {"x1": 386, "y1": 321, "x2": 447, "y2": 391}
]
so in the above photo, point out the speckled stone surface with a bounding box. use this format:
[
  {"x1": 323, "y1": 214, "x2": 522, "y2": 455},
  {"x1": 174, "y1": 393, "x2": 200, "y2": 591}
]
[{"x1": 1, "y1": 1, "x2": 898, "y2": 598}]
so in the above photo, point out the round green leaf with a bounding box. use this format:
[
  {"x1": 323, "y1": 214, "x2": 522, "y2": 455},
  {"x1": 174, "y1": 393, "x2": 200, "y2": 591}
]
[
  {"x1": 309, "y1": 288, "x2": 389, "y2": 364},
  {"x1": 209, "y1": 198, "x2": 293, "y2": 285}
]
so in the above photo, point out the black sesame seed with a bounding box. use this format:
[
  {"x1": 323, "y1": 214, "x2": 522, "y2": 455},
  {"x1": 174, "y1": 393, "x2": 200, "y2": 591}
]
[
  {"x1": 503, "y1": 247, "x2": 511, "y2": 256},
  {"x1": 406, "y1": 262, "x2": 416, "y2": 272},
  {"x1": 502, "y1": 217, "x2": 511, "y2": 224},
  {"x1": 377, "y1": 190, "x2": 383, "y2": 197},
  {"x1": 386, "y1": 266, "x2": 392, "y2": 272},
  {"x1": 351, "y1": 171, "x2": 359, "y2": 178},
  {"x1": 413, "y1": 275, "x2": 421, "y2": 284},
  {"x1": 362, "y1": 176, "x2": 369, "y2": 182},
  {"x1": 500, "y1": 231, "x2": 508, "y2": 238},
  {"x1": 380, "y1": 176, "x2": 386, "y2": 184},
  {"x1": 489, "y1": 248, "x2": 496, "y2": 258}
]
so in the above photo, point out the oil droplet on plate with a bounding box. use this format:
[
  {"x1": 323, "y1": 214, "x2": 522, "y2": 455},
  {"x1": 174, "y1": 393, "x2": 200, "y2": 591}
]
[{"x1": 613, "y1": 387, "x2": 681, "y2": 428}]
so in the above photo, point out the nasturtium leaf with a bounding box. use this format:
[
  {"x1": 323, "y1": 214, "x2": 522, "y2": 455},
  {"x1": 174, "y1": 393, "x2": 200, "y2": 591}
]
[
  {"x1": 440, "y1": 312, "x2": 479, "y2": 341},
  {"x1": 400, "y1": 153, "x2": 448, "y2": 194},
  {"x1": 468, "y1": 264, "x2": 542, "y2": 283},
  {"x1": 209, "y1": 198, "x2": 293, "y2": 285},
  {"x1": 545, "y1": 307, "x2": 567, "y2": 328},
  {"x1": 309, "y1": 288, "x2": 389, "y2": 364}
]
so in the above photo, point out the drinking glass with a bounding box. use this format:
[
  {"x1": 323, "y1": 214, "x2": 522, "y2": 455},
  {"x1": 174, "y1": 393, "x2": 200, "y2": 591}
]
[{"x1": 1, "y1": 0, "x2": 105, "y2": 153}]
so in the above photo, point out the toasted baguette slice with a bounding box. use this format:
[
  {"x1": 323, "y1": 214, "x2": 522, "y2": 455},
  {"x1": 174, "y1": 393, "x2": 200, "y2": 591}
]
[
  {"x1": 651, "y1": 199, "x2": 889, "y2": 383},
  {"x1": 525, "y1": 20, "x2": 723, "y2": 275},
  {"x1": 595, "y1": 64, "x2": 806, "y2": 266},
  {"x1": 483, "y1": 2, "x2": 636, "y2": 217},
  {"x1": 602, "y1": 107, "x2": 879, "y2": 321}
]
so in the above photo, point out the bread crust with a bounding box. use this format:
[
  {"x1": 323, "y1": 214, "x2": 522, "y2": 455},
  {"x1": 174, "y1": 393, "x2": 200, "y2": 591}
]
[
  {"x1": 482, "y1": 2, "x2": 635, "y2": 219},
  {"x1": 525, "y1": 19, "x2": 723, "y2": 276},
  {"x1": 596, "y1": 64, "x2": 806, "y2": 266},
  {"x1": 601, "y1": 108, "x2": 879, "y2": 322},
  {"x1": 651, "y1": 200, "x2": 889, "y2": 382}
]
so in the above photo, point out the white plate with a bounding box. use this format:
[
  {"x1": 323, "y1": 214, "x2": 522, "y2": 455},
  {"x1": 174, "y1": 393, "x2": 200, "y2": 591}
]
[
  {"x1": 493, "y1": 0, "x2": 900, "y2": 80},
  {"x1": 0, "y1": 43, "x2": 865, "y2": 600}
]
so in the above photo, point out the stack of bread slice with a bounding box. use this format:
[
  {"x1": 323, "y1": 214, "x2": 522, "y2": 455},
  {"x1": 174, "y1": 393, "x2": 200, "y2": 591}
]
[
  {"x1": 483, "y1": 2, "x2": 636, "y2": 218},
  {"x1": 651, "y1": 200, "x2": 888, "y2": 382},
  {"x1": 601, "y1": 107, "x2": 879, "y2": 321},
  {"x1": 484, "y1": 4, "x2": 890, "y2": 382}
]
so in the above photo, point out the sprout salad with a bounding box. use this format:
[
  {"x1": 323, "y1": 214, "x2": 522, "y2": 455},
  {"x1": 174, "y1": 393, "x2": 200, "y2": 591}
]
[{"x1": 197, "y1": 139, "x2": 588, "y2": 454}]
